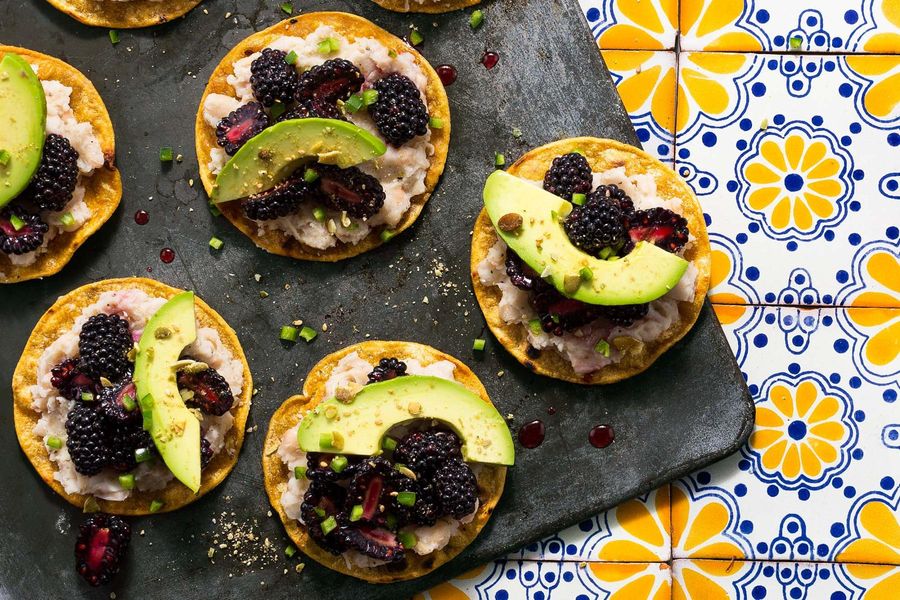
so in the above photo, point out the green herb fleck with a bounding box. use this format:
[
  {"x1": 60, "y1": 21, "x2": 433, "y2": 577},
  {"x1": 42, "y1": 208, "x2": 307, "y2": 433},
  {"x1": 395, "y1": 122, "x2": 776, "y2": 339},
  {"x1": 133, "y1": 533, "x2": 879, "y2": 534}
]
[
  {"x1": 320, "y1": 516, "x2": 337, "y2": 536},
  {"x1": 0, "y1": 149, "x2": 10, "y2": 166},
  {"x1": 398, "y1": 531, "x2": 417, "y2": 549},
  {"x1": 409, "y1": 29, "x2": 424, "y2": 46},
  {"x1": 209, "y1": 237, "x2": 224, "y2": 251},
  {"x1": 595, "y1": 339, "x2": 611, "y2": 357},
  {"x1": 149, "y1": 500, "x2": 165, "y2": 513},
  {"x1": 312, "y1": 206, "x2": 326, "y2": 222},
  {"x1": 397, "y1": 491, "x2": 416, "y2": 507},
  {"x1": 304, "y1": 168, "x2": 319, "y2": 183},
  {"x1": 380, "y1": 229, "x2": 396, "y2": 243},
  {"x1": 344, "y1": 93, "x2": 365, "y2": 113},
  {"x1": 280, "y1": 2, "x2": 293, "y2": 15},
  {"x1": 118, "y1": 474, "x2": 135, "y2": 490},
  {"x1": 382, "y1": 437, "x2": 397, "y2": 451},
  {"x1": 109, "y1": 30, "x2": 120, "y2": 45},
  {"x1": 473, "y1": 338, "x2": 486, "y2": 352},
  {"x1": 469, "y1": 9, "x2": 485, "y2": 30},
  {"x1": 60, "y1": 211, "x2": 75, "y2": 227},
  {"x1": 280, "y1": 325, "x2": 299, "y2": 342},
  {"x1": 159, "y1": 147, "x2": 174, "y2": 162},
  {"x1": 598, "y1": 246, "x2": 614, "y2": 260},
  {"x1": 494, "y1": 152, "x2": 506, "y2": 168},
  {"x1": 528, "y1": 319, "x2": 543, "y2": 335},
  {"x1": 300, "y1": 326, "x2": 318, "y2": 342},
  {"x1": 294, "y1": 466, "x2": 307, "y2": 479},
  {"x1": 284, "y1": 50, "x2": 298, "y2": 65},
  {"x1": 9, "y1": 214, "x2": 25, "y2": 231},
  {"x1": 789, "y1": 36, "x2": 802, "y2": 50},
  {"x1": 429, "y1": 116, "x2": 444, "y2": 129},
  {"x1": 46, "y1": 436, "x2": 63, "y2": 450},
  {"x1": 330, "y1": 455, "x2": 348, "y2": 473},
  {"x1": 80, "y1": 391, "x2": 94, "y2": 402},
  {"x1": 285, "y1": 545, "x2": 297, "y2": 558},
  {"x1": 362, "y1": 89, "x2": 379, "y2": 105},
  {"x1": 135, "y1": 447, "x2": 154, "y2": 463},
  {"x1": 572, "y1": 193, "x2": 586, "y2": 206},
  {"x1": 349, "y1": 504, "x2": 364, "y2": 522},
  {"x1": 121, "y1": 394, "x2": 136, "y2": 412}
]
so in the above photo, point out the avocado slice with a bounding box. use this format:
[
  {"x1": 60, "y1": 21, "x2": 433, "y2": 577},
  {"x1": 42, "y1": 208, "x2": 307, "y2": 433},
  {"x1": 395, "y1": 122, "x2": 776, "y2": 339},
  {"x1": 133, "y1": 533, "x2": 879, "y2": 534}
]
[
  {"x1": 0, "y1": 52, "x2": 46, "y2": 209},
  {"x1": 212, "y1": 118, "x2": 387, "y2": 204},
  {"x1": 297, "y1": 375, "x2": 515, "y2": 466},
  {"x1": 484, "y1": 170, "x2": 689, "y2": 306},
  {"x1": 133, "y1": 292, "x2": 202, "y2": 493}
]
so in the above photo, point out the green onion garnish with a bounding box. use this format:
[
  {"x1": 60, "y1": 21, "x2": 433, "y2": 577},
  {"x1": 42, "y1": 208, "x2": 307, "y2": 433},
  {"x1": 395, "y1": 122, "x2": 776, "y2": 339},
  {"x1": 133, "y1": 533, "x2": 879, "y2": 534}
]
[
  {"x1": 429, "y1": 116, "x2": 444, "y2": 129},
  {"x1": 149, "y1": 500, "x2": 164, "y2": 513},
  {"x1": 312, "y1": 206, "x2": 326, "y2": 222},
  {"x1": 398, "y1": 531, "x2": 417, "y2": 549},
  {"x1": 362, "y1": 89, "x2": 379, "y2": 106},
  {"x1": 345, "y1": 93, "x2": 365, "y2": 113},
  {"x1": 760, "y1": 118, "x2": 769, "y2": 130},
  {"x1": 0, "y1": 149, "x2": 10, "y2": 165},
  {"x1": 269, "y1": 102, "x2": 287, "y2": 120},
  {"x1": 572, "y1": 193, "x2": 586, "y2": 205},
  {"x1": 304, "y1": 168, "x2": 319, "y2": 183},
  {"x1": 317, "y1": 37, "x2": 340, "y2": 54},
  {"x1": 599, "y1": 246, "x2": 615, "y2": 260},
  {"x1": 294, "y1": 466, "x2": 307, "y2": 479},
  {"x1": 349, "y1": 504, "x2": 363, "y2": 522},
  {"x1": 330, "y1": 455, "x2": 348, "y2": 473},
  {"x1": 551, "y1": 314, "x2": 561, "y2": 324},
  {"x1": 122, "y1": 394, "x2": 136, "y2": 412},
  {"x1": 209, "y1": 202, "x2": 222, "y2": 217},
  {"x1": 159, "y1": 147, "x2": 174, "y2": 162},
  {"x1": 46, "y1": 436, "x2": 63, "y2": 450},
  {"x1": 380, "y1": 229, "x2": 396, "y2": 243},
  {"x1": 494, "y1": 152, "x2": 506, "y2": 168},
  {"x1": 280, "y1": 325, "x2": 299, "y2": 342},
  {"x1": 80, "y1": 391, "x2": 94, "y2": 402},
  {"x1": 469, "y1": 9, "x2": 485, "y2": 30},
  {"x1": 9, "y1": 214, "x2": 25, "y2": 231},
  {"x1": 789, "y1": 36, "x2": 802, "y2": 50},
  {"x1": 388, "y1": 49, "x2": 398, "y2": 59},
  {"x1": 60, "y1": 212, "x2": 75, "y2": 227},
  {"x1": 319, "y1": 432, "x2": 334, "y2": 448},
  {"x1": 473, "y1": 338, "x2": 486, "y2": 351},
  {"x1": 300, "y1": 326, "x2": 318, "y2": 342},
  {"x1": 135, "y1": 447, "x2": 153, "y2": 463},
  {"x1": 109, "y1": 30, "x2": 120, "y2": 45},
  {"x1": 118, "y1": 474, "x2": 135, "y2": 490},
  {"x1": 285, "y1": 545, "x2": 297, "y2": 557},
  {"x1": 528, "y1": 319, "x2": 542, "y2": 335},
  {"x1": 409, "y1": 29, "x2": 424, "y2": 46},
  {"x1": 320, "y1": 516, "x2": 337, "y2": 536},
  {"x1": 280, "y1": 2, "x2": 293, "y2": 15},
  {"x1": 209, "y1": 237, "x2": 224, "y2": 250},
  {"x1": 397, "y1": 491, "x2": 416, "y2": 507},
  {"x1": 382, "y1": 437, "x2": 397, "y2": 451},
  {"x1": 139, "y1": 394, "x2": 154, "y2": 430},
  {"x1": 314, "y1": 507, "x2": 325, "y2": 518},
  {"x1": 284, "y1": 50, "x2": 298, "y2": 65},
  {"x1": 595, "y1": 339, "x2": 611, "y2": 357},
  {"x1": 579, "y1": 266, "x2": 593, "y2": 281}
]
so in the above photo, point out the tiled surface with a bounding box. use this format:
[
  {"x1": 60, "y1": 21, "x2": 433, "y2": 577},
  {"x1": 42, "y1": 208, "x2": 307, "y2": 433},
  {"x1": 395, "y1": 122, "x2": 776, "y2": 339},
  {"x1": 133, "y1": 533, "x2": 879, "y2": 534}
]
[{"x1": 428, "y1": 2, "x2": 900, "y2": 597}]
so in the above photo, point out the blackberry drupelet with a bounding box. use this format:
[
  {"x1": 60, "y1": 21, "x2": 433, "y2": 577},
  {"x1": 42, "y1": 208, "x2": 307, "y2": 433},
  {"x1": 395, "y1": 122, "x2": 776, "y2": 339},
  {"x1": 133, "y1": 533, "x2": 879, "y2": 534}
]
[
  {"x1": 176, "y1": 367, "x2": 234, "y2": 416},
  {"x1": 505, "y1": 250, "x2": 540, "y2": 291},
  {"x1": 0, "y1": 205, "x2": 49, "y2": 255},
  {"x1": 241, "y1": 176, "x2": 316, "y2": 221},
  {"x1": 624, "y1": 207, "x2": 689, "y2": 254},
  {"x1": 393, "y1": 430, "x2": 463, "y2": 477},
  {"x1": 543, "y1": 153, "x2": 592, "y2": 201},
  {"x1": 563, "y1": 196, "x2": 627, "y2": 256},
  {"x1": 369, "y1": 73, "x2": 429, "y2": 147},
  {"x1": 201, "y1": 437, "x2": 213, "y2": 469},
  {"x1": 433, "y1": 460, "x2": 478, "y2": 519},
  {"x1": 316, "y1": 164, "x2": 385, "y2": 219},
  {"x1": 215, "y1": 102, "x2": 270, "y2": 155},
  {"x1": 65, "y1": 403, "x2": 108, "y2": 476},
  {"x1": 106, "y1": 424, "x2": 142, "y2": 472},
  {"x1": 295, "y1": 58, "x2": 364, "y2": 105},
  {"x1": 74, "y1": 513, "x2": 131, "y2": 587},
  {"x1": 78, "y1": 313, "x2": 133, "y2": 381},
  {"x1": 588, "y1": 184, "x2": 634, "y2": 214},
  {"x1": 51, "y1": 359, "x2": 99, "y2": 402},
  {"x1": 249, "y1": 48, "x2": 299, "y2": 107},
  {"x1": 22, "y1": 133, "x2": 80, "y2": 212},
  {"x1": 600, "y1": 303, "x2": 650, "y2": 327},
  {"x1": 366, "y1": 358, "x2": 408, "y2": 384},
  {"x1": 98, "y1": 381, "x2": 140, "y2": 426}
]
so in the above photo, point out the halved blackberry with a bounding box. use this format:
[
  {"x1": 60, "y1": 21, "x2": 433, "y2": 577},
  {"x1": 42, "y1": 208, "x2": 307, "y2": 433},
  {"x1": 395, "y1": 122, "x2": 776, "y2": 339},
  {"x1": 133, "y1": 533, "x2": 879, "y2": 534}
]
[
  {"x1": 316, "y1": 165, "x2": 385, "y2": 219},
  {"x1": 74, "y1": 513, "x2": 131, "y2": 587},
  {"x1": 295, "y1": 58, "x2": 364, "y2": 105},
  {"x1": 367, "y1": 358, "x2": 408, "y2": 384},
  {"x1": 433, "y1": 460, "x2": 478, "y2": 519},
  {"x1": 588, "y1": 184, "x2": 634, "y2": 214},
  {"x1": 345, "y1": 457, "x2": 399, "y2": 526},
  {"x1": 22, "y1": 133, "x2": 80, "y2": 212},
  {"x1": 176, "y1": 368, "x2": 234, "y2": 416},
  {"x1": 0, "y1": 205, "x2": 49, "y2": 255},
  {"x1": 505, "y1": 250, "x2": 540, "y2": 291},
  {"x1": 393, "y1": 430, "x2": 463, "y2": 478},
  {"x1": 624, "y1": 207, "x2": 689, "y2": 254},
  {"x1": 530, "y1": 287, "x2": 602, "y2": 336},
  {"x1": 78, "y1": 313, "x2": 133, "y2": 381},
  {"x1": 369, "y1": 73, "x2": 429, "y2": 147},
  {"x1": 563, "y1": 196, "x2": 626, "y2": 257},
  {"x1": 98, "y1": 381, "x2": 140, "y2": 426},
  {"x1": 65, "y1": 403, "x2": 108, "y2": 476},
  {"x1": 215, "y1": 102, "x2": 270, "y2": 155},
  {"x1": 336, "y1": 526, "x2": 405, "y2": 562},
  {"x1": 250, "y1": 48, "x2": 299, "y2": 107},
  {"x1": 241, "y1": 176, "x2": 317, "y2": 221},
  {"x1": 51, "y1": 359, "x2": 100, "y2": 402},
  {"x1": 600, "y1": 303, "x2": 650, "y2": 327},
  {"x1": 543, "y1": 153, "x2": 592, "y2": 201},
  {"x1": 277, "y1": 98, "x2": 343, "y2": 122}
]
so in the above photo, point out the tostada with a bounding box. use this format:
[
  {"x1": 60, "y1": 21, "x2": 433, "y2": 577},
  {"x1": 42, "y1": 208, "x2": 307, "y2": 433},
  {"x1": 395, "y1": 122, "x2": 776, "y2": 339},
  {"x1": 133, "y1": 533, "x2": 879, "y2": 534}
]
[
  {"x1": 196, "y1": 13, "x2": 450, "y2": 261},
  {"x1": 471, "y1": 138, "x2": 712, "y2": 384},
  {"x1": 0, "y1": 47, "x2": 121, "y2": 284},
  {"x1": 12, "y1": 278, "x2": 252, "y2": 515},
  {"x1": 262, "y1": 341, "x2": 513, "y2": 582},
  {"x1": 45, "y1": 0, "x2": 203, "y2": 29},
  {"x1": 370, "y1": 0, "x2": 480, "y2": 13}
]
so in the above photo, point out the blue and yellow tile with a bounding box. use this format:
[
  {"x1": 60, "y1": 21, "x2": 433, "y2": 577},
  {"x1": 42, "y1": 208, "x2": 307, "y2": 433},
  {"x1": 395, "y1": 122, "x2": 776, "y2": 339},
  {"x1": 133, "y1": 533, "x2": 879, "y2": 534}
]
[{"x1": 583, "y1": 0, "x2": 679, "y2": 50}]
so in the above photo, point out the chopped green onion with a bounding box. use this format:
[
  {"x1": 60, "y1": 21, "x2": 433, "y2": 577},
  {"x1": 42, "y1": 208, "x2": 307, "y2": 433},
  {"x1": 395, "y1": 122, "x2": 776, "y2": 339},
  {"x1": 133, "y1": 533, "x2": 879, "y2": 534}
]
[
  {"x1": 330, "y1": 455, "x2": 348, "y2": 473},
  {"x1": 118, "y1": 474, "x2": 135, "y2": 490},
  {"x1": 280, "y1": 325, "x2": 299, "y2": 342},
  {"x1": 284, "y1": 50, "x2": 298, "y2": 65},
  {"x1": 388, "y1": 49, "x2": 398, "y2": 59},
  {"x1": 572, "y1": 149, "x2": 585, "y2": 156},
  {"x1": 304, "y1": 168, "x2": 319, "y2": 183},
  {"x1": 314, "y1": 507, "x2": 326, "y2": 518},
  {"x1": 469, "y1": 9, "x2": 484, "y2": 30},
  {"x1": 135, "y1": 447, "x2": 154, "y2": 463},
  {"x1": 312, "y1": 206, "x2": 326, "y2": 222},
  {"x1": 320, "y1": 516, "x2": 337, "y2": 536},
  {"x1": 149, "y1": 500, "x2": 165, "y2": 513},
  {"x1": 159, "y1": 147, "x2": 174, "y2": 162},
  {"x1": 80, "y1": 391, "x2": 94, "y2": 402},
  {"x1": 397, "y1": 491, "x2": 417, "y2": 507},
  {"x1": 609, "y1": 255, "x2": 621, "y2": 261},
  {"x1": 0, "y1": 149, "x2": 10, "y2": 165},
  {"x1": 528, "y1": 319, "x2": 543, "y2": 335},
  {"x1": 344, "y1": 93, "x2": 365, "y2": 113},
  {"x1": 319, "y1": 432, "x2": 334, "y2": 448},
  {"x1": 380, "y1": 229, "x2": 396, "y2": 243},
  {"x1": 473, "y1": 338, "x2": 486, "y2": 351},
  {"x1": 760, "y1": 118, "x2": 769, "y2": 130},
  {"x1": 209, "y1": 236, "x2": 224, "y2": 250},
  {"x1": 109, "y1": 30, "x2": 120, "y2": 45},
  {"x1": 285, "y1": 545, "x2": 297, "y2": 558},
  {"x1": 294, "y1": 466, "x2": 307, "y2": 479},
  {"x1": 382, "y1": 437, "x2": 397, "y2": 452},
  {"x1": 595, "y1": 339, "x2": 611, "y2": 357},
  {"x1": 579, "y1": 266, "x2": 593, "y2": 281},
  {"x1": 429, "y1": 116, "x2": 444, "y2": 129},
  {"x1": 280, "y1": 2, "x2": 293, "y2": 15},
  {"x1": 121, "y1": 394, "x2": 136, "y2": 412},
  {"x1": 409, "y1": 29, "x2": 424, "y2": 46},
  {"x1": 494, "y1": 152, "x2": 506, "y2": 168},
  {"x1": 598, "y1": 246, "x2": 614, "y2": 260},
  {"x1": 9, "y1": 214, "x2": 25, "y2": 231},
  {"x1": 349, "y1": 504, "x2": 364, "y2": 522},
  {"x1": 551, "y1": 314, "x2": 560, "y2": 324},
  {"x1": 83, "y1": 497, "x2": 101, "y2": 513},
  {"x1": 300, "y1": 326, "x2": 318, "y2": 342},
  {"x1": 269, "y1": 102, "x2": 287, "y2": 120},
  {"x1": 512, "y1": 127, "x2": 523, "y2": 138},
  {"x1": 362, "y1": 89, "x2": 379, "y2": 105},
  {"x1": 139, "y1": 394, "x2": 154, "y2": 430},
  {"x1": 60, "y1": 211, "x2": 75, "y2": 227},
  {"x1": 209, "y1": 202, "x2": 222, "y2": 217},
  {"x1": 789, "y1": 36, "x2": 802, "y2": 50},
  {"x1": 398, "y1": 531, "x2": 417, "y2": 549},
  {"x1": 572, "y1": 193, "x2": 586, "y2": 205},
  {"x1": 317, "y1": 37, "x2": 340, "y2": 54},
  {"x1": 46, "y1": 436, "x2": 63, "y2": 450}
]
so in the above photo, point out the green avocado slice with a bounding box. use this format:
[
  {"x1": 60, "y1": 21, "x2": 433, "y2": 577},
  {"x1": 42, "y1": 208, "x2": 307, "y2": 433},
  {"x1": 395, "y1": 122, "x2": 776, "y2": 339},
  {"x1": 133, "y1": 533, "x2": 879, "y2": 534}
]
[
  {"x1": 211, "y1": 118, "x2": 387, "y2": 204},
  {"x1": 297, "y1": 375, "x2": 515, "y2": 466},
  {"x1": 133, "y1": 292, "x2": 201, "y2": 493},
  {"x1": 483, "y1": 170, "x2": 689, "y2": 306},
  {"x1": 0, "y1": 52, "x2": 46, "y2": 209}
]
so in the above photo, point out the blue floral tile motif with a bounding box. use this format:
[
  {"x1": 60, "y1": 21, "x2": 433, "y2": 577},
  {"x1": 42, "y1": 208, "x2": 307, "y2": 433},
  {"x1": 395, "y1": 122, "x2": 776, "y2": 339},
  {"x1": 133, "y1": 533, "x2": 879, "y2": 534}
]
[
  {"x1": 837, "y1": 57, "x2": 900, "y2": 130},
  {"x1": 832, "y1": 482, "x2": 900, "y2": 563}
]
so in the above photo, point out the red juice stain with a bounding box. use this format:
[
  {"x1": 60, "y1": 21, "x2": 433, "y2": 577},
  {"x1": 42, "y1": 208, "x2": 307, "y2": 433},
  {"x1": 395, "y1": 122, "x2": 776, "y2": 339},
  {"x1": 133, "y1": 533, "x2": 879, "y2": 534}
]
[
  {"x1": 481, "y1": 51, "x2": 499, "y2": 70},
  {"x1": 146, "y1": 266, "x2": 152, "y2": 273},
  {"x1": 589, "y1": 425, "x2": 615, "y2": 449},
  {"x1": 518, "y1": 420, "x2": 545, "y2": 449},
  {"x1": 436, "y1": 64, "x2": 457, "y2": 86},
  {"x1": 134, "y1": 210, "x2": 149, "y2": 225},
  {"x1": 160, "y1": 248, "x2": 175, "y2": 264},
  {"x1": 547, "y1": 406, "x2": 556, "y2": 416}
]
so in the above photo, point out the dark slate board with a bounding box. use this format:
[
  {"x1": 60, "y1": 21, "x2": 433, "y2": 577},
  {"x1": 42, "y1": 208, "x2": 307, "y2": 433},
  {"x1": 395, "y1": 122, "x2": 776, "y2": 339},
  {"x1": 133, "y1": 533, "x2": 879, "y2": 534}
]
[{"x1": 0, "y1": 0, "x2": 754, "y2": 598}]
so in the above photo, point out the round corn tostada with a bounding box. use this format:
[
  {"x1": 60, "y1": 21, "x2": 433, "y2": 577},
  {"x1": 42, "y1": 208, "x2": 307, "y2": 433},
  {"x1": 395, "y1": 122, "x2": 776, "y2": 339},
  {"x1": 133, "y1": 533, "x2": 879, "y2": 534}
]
[
  {"x1": 12, "y1": 278, "x2": 253, "y2": 515},
  {"x1": 44, "y1": 0, "x2": 203, "y2": 29},
  {"x1": 195, "y1": 13, "x2": 451, "y2": 262},
  {"x1": 263, "y1": 341, "x2": 510, "y2": 582},
  {"x1": 370, "y1": 0, "x2": 480, "y2": 13},
  {"x1": 0, "y1": 46, "x2": 122, "y2": 284},
  {"x1": 471, "y1": 138, "x2": 712, "y2": 385}
]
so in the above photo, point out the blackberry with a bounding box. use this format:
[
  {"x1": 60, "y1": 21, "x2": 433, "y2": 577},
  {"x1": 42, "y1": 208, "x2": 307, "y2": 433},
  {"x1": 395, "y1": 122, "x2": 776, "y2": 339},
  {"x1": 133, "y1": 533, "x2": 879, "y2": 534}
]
[
  {"x1": 201, "y1": 437, "x2": 213, "y2": 469},
  {"x1": 336, "y1": 526, "x2": 405, "y2": 563},
  {"x1": 98, "y1": 381, "x2": 140, "y2": 426},
  {"x1": 600, "y1": 303, "x2": 650, "y2": 327},
  {"x1": 107, "y1": 425, "x2": 141, "y2": 472},
  {"x1": 51, "y1": 359, "x2": 99, "y2": 402},
  {"x1": 345, "y1": 457, "x2": 399, "y2": 526},
  {"x1": 367, "y1": 358, "x2": 408, "y2": 384},
  {"x1": 22, "y1": 134, "x2": 80, "y2": 212},
  {"x1": 74, "y1": 513, "x2": 131, "y2": 587},
  {"x1": 301, "y1": 480, "x2": 349, "y2": 554},
  {"x1": 316, "y1": 165, "x2": 385, "y2": 219},
  {"x1": 588, "y1": 184, "x2": 634, "y2": 214},
  {"x1": 0, "y1": 205, "x2": 48, "y2": 255},
  {"x1": 543, "y1": 153, "x2": 592, "y2": 201},
  {"x1": 249, "y1": 48, "x2": 299, "y2": 107},
  {"x1": 369, "y1": 73, "x2": 429, "y2": 147},
  {"x1": 433, "y1": 460, "x2": 478, "y2": 519},
  {"x1": 78, "y1": 313, "x2": 133, "y2": 381},
  {"x1": 305, "y1": 452, "x2": 362, "y2": 483},
  {"x1": 564, "y1": 196, "x2": 626, "y2": 257},
  {"x1": 394, "y1": 476, "x2": 441, "y2": 527},
  {"x1": 295, "y1": 58, "x2": 364, "y2": 105},
  {"x1": 393, "y1": 430, "x2": 462, "y2": 477},
  {"x1": 215, "y1": 102, "x2": 270, "y2": 155},
  {"x1": 277, "y1": 98, "x2": 343, "y2": 122},
  {"x1": 241, "y1": 176, "x2": 317, "y2": 221},
  {"x1": 624, "y1": 207, "x2": 689, "y2": 254},
  {"x1": 65, "y1": 403, "x2": 108, "y2": 476},
  {"x1": 530, "y1": 288, "x2": 602, "y2": 336},
  {"x1": 176, "y1": 368, "x2": 234, "y2": 416},
  {"x1": 505, "y1": 250, "x2": 540, "y2": 291}
]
